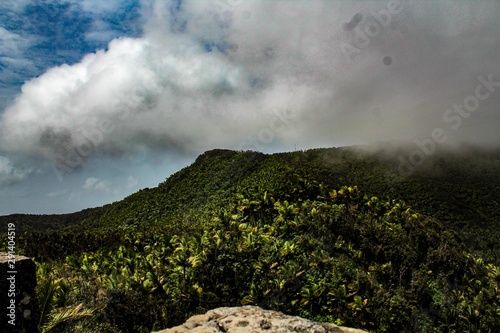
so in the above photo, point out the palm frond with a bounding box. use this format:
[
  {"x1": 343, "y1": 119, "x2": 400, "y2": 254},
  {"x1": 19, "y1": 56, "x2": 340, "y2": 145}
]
[
  {"x1": 41, "y1": 303, "x2": 93, "y2": 333},
  {"x1": 37, "y1": 275, "x2": 58, "y2": 330}
]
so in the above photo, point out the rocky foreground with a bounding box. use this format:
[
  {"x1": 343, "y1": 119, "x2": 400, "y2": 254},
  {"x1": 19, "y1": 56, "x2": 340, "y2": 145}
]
[{"x1": 155, "y1": 306, "x2": 368, "y2": 333}]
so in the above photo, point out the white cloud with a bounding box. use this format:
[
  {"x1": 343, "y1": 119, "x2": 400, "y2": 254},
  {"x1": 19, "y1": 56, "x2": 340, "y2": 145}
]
[
  {"x1": 0, "y1": 0, "x2": 32, "y2": 13},
  {"x1": 83, "y1": 177, "x2": 111, "y2": 193},
  {"x1": 79, "y1": 0, "x2": 123, "y2": 15},
  {"x1": 82, "y1": 177, "x2": 98, "y2": 189},
  {"x1": 0, "y1": 155, "x2": 33, "y2": 185},
  {"x1": 0, "y1": 27, "x2": 34, "y2": 58},
  {"x1": 47, "y1": 189, "x2": 68, "y2": 197},
  {"x1": 1, "y1": 0, "x2": 499, "y2": 170},
  {"x1": 85, "y1": 20, "x2": 119, "y2": 42}
]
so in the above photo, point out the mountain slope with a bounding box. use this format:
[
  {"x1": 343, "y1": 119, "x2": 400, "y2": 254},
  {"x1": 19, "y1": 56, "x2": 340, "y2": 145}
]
[
  {"x1": 3, "y1": 145, "x2": 499, "y2": 262},
  {"x1": 1, "y1": 144, "x2": 500, "y2": 332}
]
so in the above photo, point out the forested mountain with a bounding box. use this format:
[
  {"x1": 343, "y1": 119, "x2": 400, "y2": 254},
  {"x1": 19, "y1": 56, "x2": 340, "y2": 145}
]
[
  {"x1": 3, "y1": 145, "x2": 500, "y2": 262},
  {"x1": 1, "y1": 145, "x2": 499, "y2": 332}
]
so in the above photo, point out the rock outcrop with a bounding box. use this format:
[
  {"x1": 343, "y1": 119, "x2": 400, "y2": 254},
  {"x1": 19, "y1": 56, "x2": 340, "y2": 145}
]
[
  {"x1": 0, "y1": 253, "x2": 39, "y2": 333},
  {"x1": 155, "y1": 306, "x2": 368, "y2": 333}
]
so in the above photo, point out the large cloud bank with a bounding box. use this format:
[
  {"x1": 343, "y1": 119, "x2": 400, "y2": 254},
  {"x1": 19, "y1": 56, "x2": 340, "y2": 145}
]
[{"x1": 1, "y1": 0, "x2": 499, "y2": 171}]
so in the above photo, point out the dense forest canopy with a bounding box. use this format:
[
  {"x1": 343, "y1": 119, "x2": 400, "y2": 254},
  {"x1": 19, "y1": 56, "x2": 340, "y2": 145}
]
[{"x1": 1, "y1": 145, "x2": 499, "y2": 332}]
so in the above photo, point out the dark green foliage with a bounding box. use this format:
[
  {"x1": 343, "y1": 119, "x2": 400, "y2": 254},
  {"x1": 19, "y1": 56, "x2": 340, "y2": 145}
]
[
  {"x1": 103, "y1": 288, "x2": 156, "y2": 333},
  {"x1": 1, "y1": 145, "x2": 499, "y2": 332}
]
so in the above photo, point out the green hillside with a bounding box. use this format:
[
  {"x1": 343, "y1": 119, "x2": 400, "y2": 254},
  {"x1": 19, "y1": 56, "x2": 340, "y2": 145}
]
[
  {"x1": 4, "y1": 145, "x2": 500, "y2": 262},
  {"x1": 1, "y1": 145, "x2": 499, "y2": 332}
]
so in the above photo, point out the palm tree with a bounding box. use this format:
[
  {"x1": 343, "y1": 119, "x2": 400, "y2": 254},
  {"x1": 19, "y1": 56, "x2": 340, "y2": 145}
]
[
  {"x1": 170, "y1": 236, "x2": 195, "y2": 284},
  {"x1": 36, "y1": 263, "x2": 93, "y2": 333}
]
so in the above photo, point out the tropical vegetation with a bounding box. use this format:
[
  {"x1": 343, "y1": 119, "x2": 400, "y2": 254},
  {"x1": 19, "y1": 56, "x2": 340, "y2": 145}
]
[{"x1": 1, "y1": 145, "x2": 499, "y2": 332}]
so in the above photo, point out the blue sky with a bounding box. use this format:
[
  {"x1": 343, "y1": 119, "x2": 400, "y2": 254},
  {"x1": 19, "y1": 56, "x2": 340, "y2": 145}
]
[
  {"x1": 1, "y1": 0, "x2": 499, "y2": 214},
  {"x1": 0, "y1": 0, "x2": 187, "y2": 213},
  {"x1": 0, "y1": 0, "x2": 143, "y2": 109}
]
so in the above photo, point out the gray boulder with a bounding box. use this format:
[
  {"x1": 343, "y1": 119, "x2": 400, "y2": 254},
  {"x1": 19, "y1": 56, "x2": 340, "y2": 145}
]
[{"x1": 155, "y1": 306, "x2": 368, "y2": 333}]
